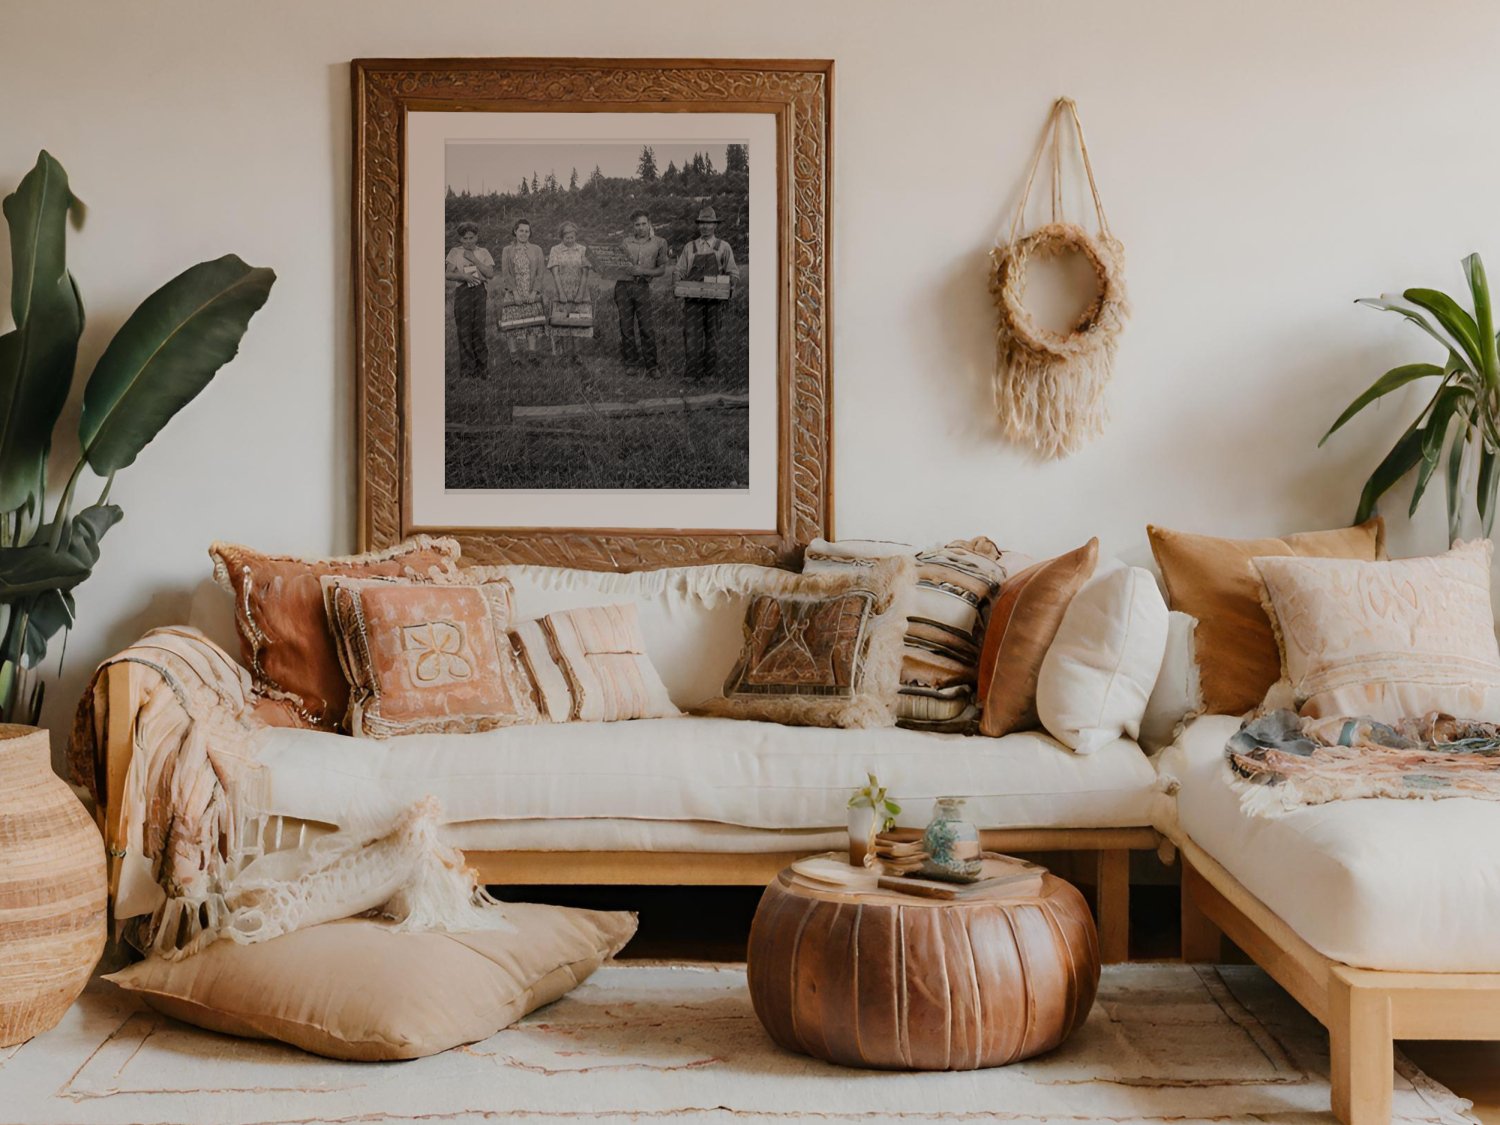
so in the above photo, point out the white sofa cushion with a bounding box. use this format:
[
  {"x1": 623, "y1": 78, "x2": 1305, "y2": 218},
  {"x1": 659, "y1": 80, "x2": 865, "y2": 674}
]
[
  {"x1": 1035, "y1": 564, "x2": 1168, "y2": 754},
  {"x1": 1158, "y1": 714, "x2": 1500, "y2": 972},
  {"x1": 249, "y1": 717, "x2": 1158, "y2": 834}
]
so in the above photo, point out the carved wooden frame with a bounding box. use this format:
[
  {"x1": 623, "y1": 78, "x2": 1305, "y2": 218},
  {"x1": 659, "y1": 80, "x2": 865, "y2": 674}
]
[{"x1": 352, "y1": 58, "x2": 833, "y2": 569}]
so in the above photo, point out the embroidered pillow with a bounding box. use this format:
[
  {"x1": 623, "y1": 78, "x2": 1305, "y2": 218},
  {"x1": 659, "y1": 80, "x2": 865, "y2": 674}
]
[
  {"x1": 976, "y1": 538, "x2": 1099, "y2": 738},
  {"x1": 1147, "y1": 519, "x2": 1385, "y2": 716},
  {"x1": 210, "y1": 537, "x2": 461, "y2": 730},
  {"x1": 1253, "y1": 540, "x2": 1500, "y2": 723},
  {"x1": 804, "y1": 538, "x2": 1026, "y2": 731},
  {"x1": 322, "y1": 574, "x2": 538, "y2": 738},
  {"x1": 510, "y1": 603, "x2": 679, "y2": 723},
  {"x1": 700, "y1": 555, "x2": 915, "y2": 729}
]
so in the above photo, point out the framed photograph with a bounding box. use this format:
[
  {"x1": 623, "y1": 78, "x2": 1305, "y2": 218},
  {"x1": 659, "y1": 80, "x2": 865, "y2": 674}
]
[{"x1": 352, "y1": 58, "x2": 833, "y2": 569}]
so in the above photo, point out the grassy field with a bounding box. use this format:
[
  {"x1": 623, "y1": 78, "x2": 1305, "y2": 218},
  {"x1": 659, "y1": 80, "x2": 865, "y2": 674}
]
[{"x1": 444, "y1": 267, "x2": 750, "y2": 491}]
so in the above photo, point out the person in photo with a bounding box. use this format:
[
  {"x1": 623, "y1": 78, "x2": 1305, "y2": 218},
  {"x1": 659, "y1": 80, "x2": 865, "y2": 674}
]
[
  {"x1": 445, "y1": 221, "x2": 495, "y2": 379},
  {"x1": 675, "y1": 206, "x2": 740, "y2": 383},
  {"x1": 498, "y1": 218, "x2": 546, "y2": 360},
  {"x1": 615, "y1": 209, "x2": 670, "y2": 378},
  {"x1": 546, "y1": 220, "x2": 596, "y2": 358}
]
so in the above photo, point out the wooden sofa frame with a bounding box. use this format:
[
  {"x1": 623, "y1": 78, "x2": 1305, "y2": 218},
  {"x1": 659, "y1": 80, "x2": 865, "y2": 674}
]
[
  {"x1": 99, "y1": 661, "x2": 1156, "y2": 963},
  {"x1": 1179, "y1": 835, "x2": 1500, "y2": 1125}
]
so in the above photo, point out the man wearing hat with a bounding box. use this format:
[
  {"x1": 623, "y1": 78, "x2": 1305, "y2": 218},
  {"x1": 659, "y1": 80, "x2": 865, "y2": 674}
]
[{"x1": 674, "y1": 206, "x2": 741, "y2": 383}]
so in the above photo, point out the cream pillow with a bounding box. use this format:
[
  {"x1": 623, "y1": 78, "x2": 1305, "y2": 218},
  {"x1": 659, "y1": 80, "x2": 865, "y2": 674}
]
[
  {"x1": 1137, "y1": 611, "x2": 1202, "y2": 752},
  {"x1": 1254, "y1": 540, "x2": 1500, "y2": 722},
  {"x1": 510, "y1": 603, "x2": 680, "y2": 723},
  {"x1": 105, "y1": 903, "x2": 637, "y2": 1061},
  {"x1": 1036, "y1": 564, "x2": 1169, "y2": 754}
]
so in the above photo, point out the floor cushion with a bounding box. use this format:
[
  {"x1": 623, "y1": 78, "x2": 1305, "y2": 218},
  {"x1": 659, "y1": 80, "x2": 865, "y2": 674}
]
[
  {"x1": 104, "y1": 902, "x2": 637, "y2": 1060},
  {"x1": 1158, "y1": 714, "x2": 1500, "y2": 972}
]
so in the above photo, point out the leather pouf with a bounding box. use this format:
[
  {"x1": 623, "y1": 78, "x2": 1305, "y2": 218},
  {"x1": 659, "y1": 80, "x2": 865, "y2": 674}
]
[
  {"x1": 747, "y1": 869, "x2": 1099, "y2": 1070},
  {"x1": 0, "y1": 724, "x2": 106, "y2": 1046}
]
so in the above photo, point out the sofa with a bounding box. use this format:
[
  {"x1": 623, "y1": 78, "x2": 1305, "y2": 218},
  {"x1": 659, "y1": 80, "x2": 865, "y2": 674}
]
[{"x1": 91, "y1": 557, "x2": 1166, "y2": 964}]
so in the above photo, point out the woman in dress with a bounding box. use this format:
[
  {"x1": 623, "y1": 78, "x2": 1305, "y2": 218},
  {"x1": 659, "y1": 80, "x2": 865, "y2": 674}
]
[
  {"x1": 546, "y1": 221, "x2": 596, "y2": 357},
  {"x1": 498, "y1": 218, "x2": 546, "y2": 360}
]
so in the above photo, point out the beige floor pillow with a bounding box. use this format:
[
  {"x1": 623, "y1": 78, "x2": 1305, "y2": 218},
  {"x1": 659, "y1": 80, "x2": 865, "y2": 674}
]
[{"x1": 105, "y1": 902, "x2": 636, "y2": 1061}]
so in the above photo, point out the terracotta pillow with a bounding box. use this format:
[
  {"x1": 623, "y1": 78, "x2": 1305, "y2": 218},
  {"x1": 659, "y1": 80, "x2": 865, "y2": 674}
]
[
  {"x1": 1147, "y1": 518, "x2": 1385, "y2": 716},
  {"x1": 976, "y1": 539, "x2": 1099, "y2": 738},
  {"x1": 510, "y1": 603, "x2": 679, "y2": 723},
  {"x1": 210, "y1": 537, "x2": 461, "y2": 730},
  {"x1": 104, "y1": 904, "x2": 637, "y2": 1061},
  {"x1": 323, "y1": 574, "x2": 539, "y2": 738},
  {"x1": 1255, "y1": 540, "x2": 1500, "y2": 722},
  {"x1": 698, "y1": 555, "x2": 915, "y2": 729}
]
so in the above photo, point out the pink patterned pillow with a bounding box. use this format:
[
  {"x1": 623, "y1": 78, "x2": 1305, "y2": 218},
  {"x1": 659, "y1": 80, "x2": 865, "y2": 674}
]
[{"x1": 510, "y1": 604, "x2": 679, "y2": 723}]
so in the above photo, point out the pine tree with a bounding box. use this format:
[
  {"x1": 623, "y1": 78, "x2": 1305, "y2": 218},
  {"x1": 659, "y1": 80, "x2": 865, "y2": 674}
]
[
  {"x1": 725, "y1": 144, "x2": 749, "y2": 174},
  {"x1": 569, "y1": 167, "x2": 579, "y2": 192},
  {"x1": 544, "y1": 171, "x2": 558, "y2": 193},
  {"x1": 702, "y1": 152, "x2": 716, "y2": 175},
  {"x1": 637, "y1": 144, "x2": 658, "y2": 182},
  {"x1": 519, "y1": 177, "x2": 530, "y2": 196},
  {"x1": 531, "y1": 172, "x2": 540, "y2": 194},
  {"x1": 590, "y1": 164, "x2": 605, "y2": 186},
  {"x1": 663, "y1": 160, "x2": 679, "y2": 183}
]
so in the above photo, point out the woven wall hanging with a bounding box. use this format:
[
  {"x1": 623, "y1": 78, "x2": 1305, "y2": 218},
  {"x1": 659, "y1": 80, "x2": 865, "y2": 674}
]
[{"x1": 990, "y1": 97, "x2": 1129, "y2": 460}]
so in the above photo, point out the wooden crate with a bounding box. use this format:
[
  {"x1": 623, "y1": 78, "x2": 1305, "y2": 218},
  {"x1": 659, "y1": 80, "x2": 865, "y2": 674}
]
[
  {"x1": 674, "y1": 278, "x2": 733, "y2": 300},
  {"x1": 498, "y1": 300, "x2": 545, "y2": 331}
]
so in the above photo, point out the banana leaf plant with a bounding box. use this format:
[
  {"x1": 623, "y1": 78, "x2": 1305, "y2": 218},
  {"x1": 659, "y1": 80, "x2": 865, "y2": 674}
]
[
  {"x1": 1322, "y1": 253, "x2": 1500, "y2": 545},
  {"x1": 0, "y1": 151, "x2": 274, "y2": 725}
]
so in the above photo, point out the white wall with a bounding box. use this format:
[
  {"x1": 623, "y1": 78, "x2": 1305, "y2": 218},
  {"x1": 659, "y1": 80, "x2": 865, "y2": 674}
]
[{"x1": 2, "y1": 0, "x2": 1496, "y2": 745}]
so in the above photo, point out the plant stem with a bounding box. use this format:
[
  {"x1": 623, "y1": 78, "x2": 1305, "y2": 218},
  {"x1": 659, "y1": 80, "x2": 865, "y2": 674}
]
[{"x1": 48, "y1": 457, "x2": 86, "y2": 552}]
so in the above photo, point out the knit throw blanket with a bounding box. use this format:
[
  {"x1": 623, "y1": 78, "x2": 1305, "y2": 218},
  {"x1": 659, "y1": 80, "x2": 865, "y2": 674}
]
[
  {"x1": 1226, "y1": 708, "x2": 1500, "y2": 816},
  {"x1": 69, "y1": 627, "x2": 510, "y2": 960}
]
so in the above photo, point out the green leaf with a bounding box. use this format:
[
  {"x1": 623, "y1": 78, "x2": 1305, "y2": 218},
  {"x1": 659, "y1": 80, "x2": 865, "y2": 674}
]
[
  {"x1": 1357, "y1": 295, "x2": 1473, "y2": 367},
  {"x1": 1355, "y1": 422, "x2": 1426, "y2": 524},
  {"x1": 1481, "y1": 447, "x2": 1500, "y2": 536},
  {"x1": 0, "y1": 542, "x2": 90, "y2": 598},
  {"x1": 1404, "y1": 287, "x2": 1484, "y2": 373},
  {"x1": 1462, "y1": 253, "x2": 1499, "y2": 389},
  {"x1": 0, "y1": 151, "x2": 84, "y2": 512},
  {"x1": 1446, "y1": 415, "x2": 1469, "y2": 544},
  {"x1": 1410, "y1": 387, "x2": 1469, "y2": 517},
  {"x1": 1320, "y1": 363, "x2": 1443, "y2": 445},
  {"x1": 56, "y1": 503, "x2": 121, "y2": 568},
  {"x1": 79, "y1": 254, "x2": 275, "y2": 474}
]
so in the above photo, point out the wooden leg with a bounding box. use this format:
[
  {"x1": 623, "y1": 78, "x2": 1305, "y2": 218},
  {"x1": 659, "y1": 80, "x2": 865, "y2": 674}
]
[
  {"x1": 1094, "y1": 848, "x2": 1130, "y2": 964},
  {"x1": 1179, "y1": 859, "x2": 1224, "y2": 963},
  {"x1": 1328, "y1": 968, "x2": 1393, "y2": 1125}
]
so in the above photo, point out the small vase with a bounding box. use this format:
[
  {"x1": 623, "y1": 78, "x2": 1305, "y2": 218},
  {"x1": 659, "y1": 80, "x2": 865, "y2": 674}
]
[
  {"x1": 921, "y1": 797, "x2": 983, "y2": 882},
  {"x1": 847, "y1": 805, "x2": 878, "y2": 867},
  {"x1": 0, "y1": 725, "x2": 107, "y2": 1046}
]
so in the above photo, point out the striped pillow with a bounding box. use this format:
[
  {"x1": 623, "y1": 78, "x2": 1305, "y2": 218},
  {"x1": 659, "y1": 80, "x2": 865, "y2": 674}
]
[
  {"x1": 511, "y1": 603, "x2": 680, "y2": 723},
  {"x1": 803, "y1": 538, "x2": 1026, "y2": 731}
]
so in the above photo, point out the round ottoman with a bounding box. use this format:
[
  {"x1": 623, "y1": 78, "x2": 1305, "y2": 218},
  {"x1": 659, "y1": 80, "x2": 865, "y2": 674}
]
[{"x1": 747, "y1": 864, "x2": 1099, "y2": 1070}]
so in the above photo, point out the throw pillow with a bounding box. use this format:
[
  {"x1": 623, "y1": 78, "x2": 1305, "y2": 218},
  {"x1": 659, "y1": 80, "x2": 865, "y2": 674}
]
[
  {"x1": 210, "y1": 537, "x2": 461, "y2": 730},
  {"x1": 1137, "y1": 611, "x2": 1203, "y2": 752},
  {"x1": 976, "y1": 538, "x2": 1099, "y2": 738},
  {"x1": 699, "y1": 554, "x2": 916, "y2": 729},
  {"x1": 1254, "y1": 539, "x2": 1500, "y2": 722},
  {"x1": 1035, "y1": 564, "x2": 1170, "y2": 754},
  {"x1": 803, "y1": 537, "x2": 1026, "y2": 731},
  {"x1": 1146, "y1": 518, "x2": 1385, "y2": 716},
  {"x1": 322, "y1": 574, "x2": 539, "y2": 738},
  {"x1": 510, "y1": 603, "x2": 680, "y2": 723},
  {"x1": 105, "y1": 903, "x2": 637, "y2": 1061}
]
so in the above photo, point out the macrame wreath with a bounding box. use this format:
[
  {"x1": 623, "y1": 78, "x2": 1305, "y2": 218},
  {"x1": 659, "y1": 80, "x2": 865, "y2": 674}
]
[{"x1": 990, "y1": 98, "x2": 1129, "y2": 460}]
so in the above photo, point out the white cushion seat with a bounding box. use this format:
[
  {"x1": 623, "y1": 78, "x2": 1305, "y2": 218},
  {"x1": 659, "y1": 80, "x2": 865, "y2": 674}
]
[
  {"x1": 248, "y1": 716, "x2": 1159, "y2": 837},
  {"x1": 1158, "y1": 715, "x2": 1500, "y2": 972}
]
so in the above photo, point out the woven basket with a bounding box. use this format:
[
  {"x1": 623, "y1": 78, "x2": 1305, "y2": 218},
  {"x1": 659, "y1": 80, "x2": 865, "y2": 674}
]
[{"x1": 0, "y1": 725, "x2": 106, "y2": 1046}]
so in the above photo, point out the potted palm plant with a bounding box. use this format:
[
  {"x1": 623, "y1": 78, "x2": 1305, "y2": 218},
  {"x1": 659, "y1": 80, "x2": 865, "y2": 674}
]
[
  {"x1": 0, "y1": 151, "x2": 274, "y2": 724},
  {"x1": 1323, "y1": 253, "x2": 1500, "y2": 544}
]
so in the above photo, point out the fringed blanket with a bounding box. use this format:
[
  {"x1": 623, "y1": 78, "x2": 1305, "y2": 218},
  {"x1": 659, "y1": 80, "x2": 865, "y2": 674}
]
[
  {"x1": 69, "y1": 627, "x2": 510, "y2": 960},
  {"x1": 1227, "y1": 708, "x2": 1500, "y2": 816}
]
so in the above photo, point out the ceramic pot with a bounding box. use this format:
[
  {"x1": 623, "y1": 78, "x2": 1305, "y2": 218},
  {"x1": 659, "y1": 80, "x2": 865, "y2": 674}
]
[{"x1": 0, "y1": 724, "x2": 106, "y2": 1046}]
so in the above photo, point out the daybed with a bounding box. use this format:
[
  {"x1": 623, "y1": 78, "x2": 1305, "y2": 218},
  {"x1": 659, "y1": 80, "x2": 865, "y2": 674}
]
[
  {"x1": 1161, "y1": 715, "x2": 1500, "y2": 1125},
  {"x1": 88, "y1": 559, "x2": 1163, "y2": 964}
]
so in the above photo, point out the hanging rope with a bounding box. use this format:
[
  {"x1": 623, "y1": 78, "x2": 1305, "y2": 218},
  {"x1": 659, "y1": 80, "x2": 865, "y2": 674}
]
[{"x1": 990, "y1": 97, "x2": 1129, "y2": 460}]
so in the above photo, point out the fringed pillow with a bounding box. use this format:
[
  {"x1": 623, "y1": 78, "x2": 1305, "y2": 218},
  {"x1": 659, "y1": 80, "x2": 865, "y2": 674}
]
[
  {"x1": 510, "y1": 603, "x2": 680, "y2": 723},
  {"x1": 698, "y1": 555, "x2": 916, "y2": 729},
  {"x1": 210, "y1": 537, "x2": 461, "y2": 730}
]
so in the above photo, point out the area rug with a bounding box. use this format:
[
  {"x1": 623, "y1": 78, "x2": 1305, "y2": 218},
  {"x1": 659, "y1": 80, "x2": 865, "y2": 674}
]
[{"x1": 0, "y1": 962, "x2": 1475, "y2": 1124}]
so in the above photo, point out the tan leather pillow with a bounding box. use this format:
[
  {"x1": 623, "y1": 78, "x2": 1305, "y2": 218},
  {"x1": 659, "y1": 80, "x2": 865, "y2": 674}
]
[
  {"x1": 1147, "y1": 518, "x2": 1385, "y2": 716},
  {"x1": 976, "y1": 539, "x2": 1099, "y2": 737},
  {"x1": 323, "y1": 575, "x2": 540, "y2": 737},
  {"x1": 104, "y1": 904, "x2": 637, "y2": 1061},
  {"x1": 210, "y1": 537, "x2": 461, "y2": 730}
]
